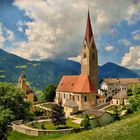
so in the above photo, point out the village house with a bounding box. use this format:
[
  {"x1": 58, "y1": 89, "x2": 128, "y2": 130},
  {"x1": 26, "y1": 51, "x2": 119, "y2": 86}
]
[
  {"x1": 100, "y1": 78, "x2": 140, "y2": 105},
  {"x1": 64, "y1": 99, "x2": 79, "y2": 117},
  {"x1": 96, "y1": 94, "x2": 106, "y2": 105},
  {"x1": 100, "y1": 78, "x2": 140, "y2": 98},
  {"x1": 55, "y1": 11, "x2": 99, "y2": 115},
  {"x1": 112, "y1": 91, "x2": 128, "y2": 105}
]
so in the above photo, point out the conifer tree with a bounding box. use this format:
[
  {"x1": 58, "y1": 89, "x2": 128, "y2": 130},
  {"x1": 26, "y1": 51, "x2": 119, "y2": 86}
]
[{"x1": 51, "y1": 103, "x2": 66, "y2": 126}]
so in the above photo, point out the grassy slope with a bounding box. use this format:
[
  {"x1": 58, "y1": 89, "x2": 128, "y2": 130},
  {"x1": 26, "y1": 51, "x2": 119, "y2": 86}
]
[{"x1": 9, "y1": 111, "x2": 140, "y2": 140}]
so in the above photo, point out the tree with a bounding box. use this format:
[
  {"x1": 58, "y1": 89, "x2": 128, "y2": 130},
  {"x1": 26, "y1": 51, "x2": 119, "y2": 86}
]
[
  {"x1": 41, "y1": 122, "x2": 45, "y2": 130},
  {"x1": 0, "y1": 82, "x2": 31, "y2": 120},
  {"x1": 112, "y1": 106, "x2": 120, "y2": 120},
  {"x1": 80, "y1": 114, "x2": 91, "y2": 130},
  {"x1": 34, "y1": 88, "x2": 45, "y2": 102},
  {"x1": 0, "y1": 106, "x2": 14, "y2": 140},
  {"x1": 127, "y1": 84, "x2": 140, "y2": 112},
  {"x1": 43, "y1": 84, "x2": 57, "y2": 102},
  {"x1": 51, "y1": 104, "x2": 66, "y2": 126},
  {"x1": 0, "y1": 82, "x2": 32, "y2": 139}
]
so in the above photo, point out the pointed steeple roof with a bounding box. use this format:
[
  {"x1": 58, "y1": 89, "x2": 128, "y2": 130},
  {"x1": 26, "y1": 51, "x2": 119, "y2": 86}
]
[
  {"x1": 21, "y1": 71, "x2": 26, "y2": 78},
  {"x1": 85, "y1": 10, "x2": 93, "y2": 45}
]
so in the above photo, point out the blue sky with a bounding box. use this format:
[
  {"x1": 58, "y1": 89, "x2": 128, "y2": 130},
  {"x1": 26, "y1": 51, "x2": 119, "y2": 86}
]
[{"x1": 0, "y1": 0, "x2": 140, "y2": 69}]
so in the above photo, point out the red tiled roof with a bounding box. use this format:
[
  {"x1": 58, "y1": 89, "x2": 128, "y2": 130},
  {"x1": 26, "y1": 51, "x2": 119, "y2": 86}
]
[
  {"x1": 56, "y1": 74, "x2": 96, "y2": 94},
  {"x1": 85, "y1": 10, "x2": 93, "y2": 46},
  {"x1": 103, "y1": 78, "x2": 140, "y2": 85}
]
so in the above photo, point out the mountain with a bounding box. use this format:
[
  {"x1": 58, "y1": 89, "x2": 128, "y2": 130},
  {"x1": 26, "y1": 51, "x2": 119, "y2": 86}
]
[
  {"x1": 98, "y1": 62, "x2": 139, "y2": 82},
  {"x1": 134, "y1": 69, "x2": 140, "y2": 76},
  {"x1": 0, "y1": 49, "x2": 80, "y2": 89},
  {"x1": 0, "y1": 49, "x2": 139, "y2": 89}
]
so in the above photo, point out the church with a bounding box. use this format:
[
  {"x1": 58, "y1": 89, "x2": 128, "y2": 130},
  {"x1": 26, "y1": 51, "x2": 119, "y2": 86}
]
[
  {"x1": 18, "y1": 71, "x2": 34, "y2": 112},
  {"x1": 55, "y1": 11, "x2": 98, "y2": 112}
]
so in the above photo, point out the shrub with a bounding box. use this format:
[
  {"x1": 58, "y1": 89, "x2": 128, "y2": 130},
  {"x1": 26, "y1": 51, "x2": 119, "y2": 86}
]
[
  {"x1": 98, "y1": 113, "x2": 115, "y2": 126},
  {"x1": 34, "y1": 109, "x2": 44, "y2": 116},
  {"x1": 80, "y1": 115, "x2": 91, "y2": 130},
  {"x1": 90, "y1": 118, "x2": 100, "y2": 128},
  {"x1": 41, "y1": 122, "x2": 45, "y2": 130}
]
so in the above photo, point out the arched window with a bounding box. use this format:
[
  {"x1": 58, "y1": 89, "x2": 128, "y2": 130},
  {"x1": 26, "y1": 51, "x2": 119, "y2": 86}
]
[
  {"x1": 83, "y1": 52, "x2": 87, "y2": 59},
  {"x1": 84, "y1": 96, "x2": 87, "y2": 102},
  {"x1": 72, "y1": 96, "x2": 75, "y2": 101},
  {"x1": 84, "y1": 42, "x2": 86, "y2": 49}
]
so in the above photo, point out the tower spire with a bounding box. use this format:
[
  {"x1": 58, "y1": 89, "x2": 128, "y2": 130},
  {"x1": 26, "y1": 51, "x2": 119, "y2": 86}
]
[
  {"x1": 85, "y1": 10, "x2": 93, "y2": 45},
  {"x1": 81, "y1": 9, "x2": 98, "y2": 92}
]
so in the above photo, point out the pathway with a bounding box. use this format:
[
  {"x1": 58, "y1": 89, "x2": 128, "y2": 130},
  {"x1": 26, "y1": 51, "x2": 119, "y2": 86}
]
[
  {"x1": 70, "y1": 116, "x2": 83, "y2": 124},
  {"x1": 34, "y1": 104, "x2": 51, "y2": 111}
]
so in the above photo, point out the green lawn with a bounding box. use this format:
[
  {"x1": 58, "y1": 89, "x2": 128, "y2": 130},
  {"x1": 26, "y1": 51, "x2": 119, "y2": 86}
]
[
  {"x1": 15, "y1": 65, "x2": 27, "y2": 69},
  {"x1": 75, "y1": 113, "x2": 95, "y2": 119},
  {"x1": 28, "y1": 119, "x2": 80, "y2": 130},
  {"x1": 9, "y1": 111, "x2": 140, "y2": 140},
  {"x1": 66, "y1": 119, "x2": 80, "y2": 128},
  {"x1": 0, "y1": 75, "x2": 6, "y2": 78},
  {"x1": 103, "y1": 105, "x2": 117, "y2": 111},
  {"x1": 103, "y1": 105, "x2": 119, "y2": 114}
]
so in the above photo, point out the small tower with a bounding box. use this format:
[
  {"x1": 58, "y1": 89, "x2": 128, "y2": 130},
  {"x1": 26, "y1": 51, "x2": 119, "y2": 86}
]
[
  {"x1": 81, "y1": 10, "x2": 98, "y2": 92},
  {"x1": 18, "y1": 71, "x2": 27, "y2": 91},
  {"x1": 18, "y1": 71, "x2": 34, "y2": 112}
]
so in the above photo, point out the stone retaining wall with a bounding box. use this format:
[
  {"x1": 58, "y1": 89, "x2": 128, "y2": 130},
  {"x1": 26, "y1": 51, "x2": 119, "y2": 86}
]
[{"x1": 12, "y1": 120, "x2": 76, "y2": 136}]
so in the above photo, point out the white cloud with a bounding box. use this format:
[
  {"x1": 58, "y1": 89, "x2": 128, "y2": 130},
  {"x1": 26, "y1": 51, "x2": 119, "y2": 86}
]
[
  {"x1": 0, "y1": 23, "x2": 15, "y2": 46},
  {"x1": 132, "y1": 30, "x2": 140, "y2": 41},
  {"x1": 127, "y1": 14, "x2": 140, "y2": 25},
  {"x1": 121, "y1": 46, "x2": 140, "y2": 69},
  {"x1": 0, "y1": 23, "x2": 5, "y2": 48},
  {"x1": 68, "y1": 55, "x2": 81, "y2": 63},
  {"x1": 121, "y1": 39, "x2": 132, "y2": 47},
  {"x1": 133, "y1": 34, "x2": 140, "y2": 41},
  {"x1": 17, "y1": 20, "x2": 24, "y2": 32},
  {"x1": 6, "y1": 29, "x2": 15, "y2": 41},
  {"x1": 132, "y1": 30, "x2": 140, "y2": 35},
  {"x1": 11, "y1": 0, "x2": 140, "y2": 60},
  {"x1": 105, "y1": 45, "x2": 114, "y2": 52},
  {"x1": 127, "y1": 1, "x2": 140, "y2": 25}
]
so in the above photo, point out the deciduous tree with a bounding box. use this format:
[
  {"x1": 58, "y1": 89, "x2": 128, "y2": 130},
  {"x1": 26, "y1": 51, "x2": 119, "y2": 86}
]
[
  {"x1": 0, "y1": 82, "x2": 32, "y2": 139},
  {"x1": 0, "y1": 82, "x2": 31, "y2": 120},
  {"x1": 0, "y1": 106, "x2": 14, "y2": 140},
  {"x1": 43, "y1": 85, "x2": 56, "y2": 102},
  {"x1": 127, "y1": 84, "x2": 140, "y2": 112}
]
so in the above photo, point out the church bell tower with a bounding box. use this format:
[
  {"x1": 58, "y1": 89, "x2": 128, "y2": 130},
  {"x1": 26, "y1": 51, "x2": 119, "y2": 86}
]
[{"x1": 81, "y1": 10, "x2": 98, "y2": 92}]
